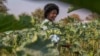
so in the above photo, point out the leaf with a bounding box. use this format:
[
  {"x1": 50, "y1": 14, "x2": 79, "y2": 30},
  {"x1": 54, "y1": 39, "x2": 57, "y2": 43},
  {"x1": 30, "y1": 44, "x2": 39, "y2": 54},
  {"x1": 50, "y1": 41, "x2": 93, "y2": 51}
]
[
  {"x1": 67, "y1": 5, "x2": 81, "y2": 13},
  {"x1": 32, "y1": 32, "x2": 38, "y2": 43}
]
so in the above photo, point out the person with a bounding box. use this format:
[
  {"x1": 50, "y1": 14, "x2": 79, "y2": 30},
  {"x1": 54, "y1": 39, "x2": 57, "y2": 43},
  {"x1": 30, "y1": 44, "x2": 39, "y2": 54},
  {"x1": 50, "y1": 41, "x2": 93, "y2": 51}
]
[
  {"x1": 42, "y1": 3, "x2": 71, "y2": 48},
  {"x1": 41, "y1": 3, "x2": 60, "y2": 46},
  {"x1": 44, "y1": 3, "x2": 59, "y2": 22},
  {"x1": 41, "y1": 3, "x2": 59, "y2": 30}
]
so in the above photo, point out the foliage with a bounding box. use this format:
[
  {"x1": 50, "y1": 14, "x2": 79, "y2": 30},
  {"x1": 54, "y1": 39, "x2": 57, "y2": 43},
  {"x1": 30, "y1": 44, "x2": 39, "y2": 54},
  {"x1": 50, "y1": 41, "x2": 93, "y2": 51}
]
[
  {"x1": 31, "y1": 8, "x2": 44, "y2": 23},
  {"x1": 0, "y1": 8, "x2": 44, "y2": 32},
  {"x1": 0, "y1": 13, "x2": 100, "y2": 56},
  {"x1": 0, "y1": 13, "x2": 34, "y2": 32},
  {"x1": 0, "y1": 0, "x2": 8, "y2": 13},
  {"x1": 67, "y1": 5, "x2": 81, "y2": 13},
  {"x1": 61, "y1": 0, "x2": 100, "y2": 14}
]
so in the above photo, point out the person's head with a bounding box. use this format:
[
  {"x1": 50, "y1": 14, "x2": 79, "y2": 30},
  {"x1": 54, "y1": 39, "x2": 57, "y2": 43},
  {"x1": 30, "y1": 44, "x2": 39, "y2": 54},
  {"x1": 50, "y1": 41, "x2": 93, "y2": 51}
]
[{"x1": 44, "y1": 3, "x2": 59, "y2": 21}]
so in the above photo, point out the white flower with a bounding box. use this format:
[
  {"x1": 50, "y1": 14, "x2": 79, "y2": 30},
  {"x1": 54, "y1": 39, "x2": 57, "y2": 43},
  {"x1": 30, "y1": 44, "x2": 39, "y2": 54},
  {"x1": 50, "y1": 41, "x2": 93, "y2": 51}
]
[
  {"x1": 83, "y1": 25, "x2": 86, "y2": 28},
  {"x1": 41, "y1": 19, "x2": 49, "y2": 25},
  {"x1": 41, "y1": 19, "x2": 50, "y2": 30},
  {"x1": 4, "y1": 31, "x2": 13, "y2": 35},
  {"x1": 41, "y1": 25, "x2": 48, "y2": 30},
  {"x1": 50, "y1": 34, "x2": 60, "y2": 43},
  {"x1": 48, "y1": 22, "x2": 52, "y2": 25}
]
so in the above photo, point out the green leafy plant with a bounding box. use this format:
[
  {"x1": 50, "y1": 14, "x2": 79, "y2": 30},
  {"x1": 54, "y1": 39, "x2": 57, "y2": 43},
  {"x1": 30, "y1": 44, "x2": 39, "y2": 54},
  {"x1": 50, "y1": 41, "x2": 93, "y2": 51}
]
[{"x1": 0, "y1": 13, "x2": 100, "y2": 56}]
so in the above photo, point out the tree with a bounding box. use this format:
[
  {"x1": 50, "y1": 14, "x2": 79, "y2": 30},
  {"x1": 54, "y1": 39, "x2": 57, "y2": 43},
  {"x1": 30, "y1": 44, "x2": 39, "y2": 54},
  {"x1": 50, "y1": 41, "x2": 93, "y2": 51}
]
[
  {"x1": 0, "y1": 0, "x2": 8, "y2": 13},
  {"x1": 32, "y1": 8, "x2": 44, "y2": 23}
]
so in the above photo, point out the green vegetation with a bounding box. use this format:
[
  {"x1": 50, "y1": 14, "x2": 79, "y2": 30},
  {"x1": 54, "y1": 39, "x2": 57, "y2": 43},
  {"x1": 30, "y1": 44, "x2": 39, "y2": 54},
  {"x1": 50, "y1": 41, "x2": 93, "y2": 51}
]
[
  {"x1": 0, "y1": 0, "x2": 7, "y2": 13},
  {"x1": 0, "y1": 1, "x2": 100, "y2": 56},
  {"x1": 61, "y1": 0, "x2": 100, "y2": 14},
  {"x1": 0, "y1": 12, "x2": 100, "y2": 56},
  {"x1": 0, "y1": 13, "x2": 34, "y2": 32}
]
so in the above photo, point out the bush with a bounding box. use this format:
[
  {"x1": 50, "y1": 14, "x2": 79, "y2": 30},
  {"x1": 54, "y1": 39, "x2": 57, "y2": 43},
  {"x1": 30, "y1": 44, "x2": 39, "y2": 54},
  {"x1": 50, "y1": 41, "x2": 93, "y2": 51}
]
[{"x1": 0, "y1": 13, "x2": 100, "y2": 56}]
